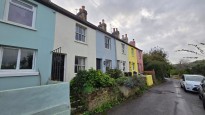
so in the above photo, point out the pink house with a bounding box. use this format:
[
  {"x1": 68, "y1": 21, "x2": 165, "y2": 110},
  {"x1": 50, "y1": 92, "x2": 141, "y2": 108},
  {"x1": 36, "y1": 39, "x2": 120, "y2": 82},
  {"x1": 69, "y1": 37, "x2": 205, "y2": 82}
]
[{"x1": 129, "y1": 39, "x2": 144, "y2": 73}]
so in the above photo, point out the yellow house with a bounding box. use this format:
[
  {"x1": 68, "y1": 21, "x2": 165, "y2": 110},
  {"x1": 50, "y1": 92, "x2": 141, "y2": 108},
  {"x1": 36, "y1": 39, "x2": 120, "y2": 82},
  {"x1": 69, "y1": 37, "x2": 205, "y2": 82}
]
[{"x1": 128, "y1": 46, "x2": 138, "y2": 74}]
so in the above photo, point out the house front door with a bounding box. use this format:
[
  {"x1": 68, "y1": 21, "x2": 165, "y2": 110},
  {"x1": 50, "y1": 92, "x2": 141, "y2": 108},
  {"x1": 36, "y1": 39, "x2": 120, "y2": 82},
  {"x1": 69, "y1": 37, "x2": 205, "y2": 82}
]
[{"x1": 51, "y1": 53, "x2": 65, "y2": 81}]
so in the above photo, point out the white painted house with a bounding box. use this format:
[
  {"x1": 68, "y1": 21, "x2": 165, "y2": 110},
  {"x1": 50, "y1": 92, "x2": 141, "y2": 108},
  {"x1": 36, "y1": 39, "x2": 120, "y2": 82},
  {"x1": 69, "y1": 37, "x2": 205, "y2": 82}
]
[
  {"x1": 53, "y1": 6, "x2": 96, "y2": 81},
  {"x1": 115, "y1": 35, "x2": 129, "y2": 72}
]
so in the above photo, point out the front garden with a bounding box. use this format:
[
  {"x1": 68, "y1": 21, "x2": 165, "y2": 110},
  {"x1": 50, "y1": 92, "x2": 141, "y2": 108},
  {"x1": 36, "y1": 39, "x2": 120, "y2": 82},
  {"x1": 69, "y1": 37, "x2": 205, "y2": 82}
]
[{"x1": 70, "y1": 69, "x2": 151, "y2": 115}]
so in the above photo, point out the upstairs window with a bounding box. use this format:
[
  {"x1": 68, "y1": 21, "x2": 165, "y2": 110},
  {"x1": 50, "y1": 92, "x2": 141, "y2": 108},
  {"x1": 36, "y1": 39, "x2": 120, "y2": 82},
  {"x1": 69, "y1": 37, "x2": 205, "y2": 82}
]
[
  {"x1": 122, "y1": 43, "x2": 125, "y2": 54},
  {"x1": 0, "y1": 46, "x2": 36, "y2": 70},
  {"x1": 6, "y1": 0, "x2": 36, "y2": 28},
  {"x1": 131, "y1": 48, "x2": 134, "y2": 57},
  {"x1": 75, "y1": 25, "x2": 86, "y2": 42},
  {"x1": 138, "y1": 50, "x2": 141, "y2": 59},
  {"x1": 105, "y1": 37, "x2": 111, "y2": 49}
]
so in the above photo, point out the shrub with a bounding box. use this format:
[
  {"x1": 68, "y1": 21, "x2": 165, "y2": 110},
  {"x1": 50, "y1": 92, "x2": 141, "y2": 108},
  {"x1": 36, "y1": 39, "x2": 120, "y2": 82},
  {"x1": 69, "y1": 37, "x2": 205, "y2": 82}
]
[
  {"x1": 70, "y1": 68, "x2": 116, "y2": 95},
  {"x1": 106, "y1": 69, "x2": 123, "y2": 79},
  {"x1": 116, "y1": 77, "x2": 129, "y2": 86},
  {"x1": 123, "y1": 76, "x2": 146, "y2": 89}
]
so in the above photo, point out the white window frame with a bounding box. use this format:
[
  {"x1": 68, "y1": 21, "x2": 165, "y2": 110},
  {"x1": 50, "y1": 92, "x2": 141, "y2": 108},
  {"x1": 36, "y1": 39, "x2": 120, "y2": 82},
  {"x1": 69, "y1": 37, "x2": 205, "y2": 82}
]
[
  {"x1": 131, "y1": 48, "x2": 134, "y2": 57},
  {"x1": 75, "y1": 56, "x2": 86, "y2": 73},
  {"x1": 0, "y1": 46, "x2": 37, "y2": 77},
  {"x1": 3, "y1": 0, "x2": 37, "y2": 29},
  {"x1": 105, "y1": 59, "x2": 112, "y2": 69},
  {"x1": 121, "y1": 43, "x2": 125, "y2": 54},
  {"x1": 117, "y1": 60, "x2": 120, "y2": 69},
  {"x1": 138, "y1": 50, "x2": 141, "y2": 59},
  {"x1": 105, "y1": 36, "x2": 111, "y2": 49},
  {"x1": 75, "y1": 24, "x2": 86, "y2": 43},
  {"x1": 123, "y1": 61, "x2": 126, "y2": 72}
]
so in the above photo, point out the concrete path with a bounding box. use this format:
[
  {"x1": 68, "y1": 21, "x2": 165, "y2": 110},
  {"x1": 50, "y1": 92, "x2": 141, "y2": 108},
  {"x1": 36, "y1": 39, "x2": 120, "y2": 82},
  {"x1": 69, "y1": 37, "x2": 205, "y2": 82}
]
[{"x1": 107, "y1": 78, "x2": 204, "y2": 115}]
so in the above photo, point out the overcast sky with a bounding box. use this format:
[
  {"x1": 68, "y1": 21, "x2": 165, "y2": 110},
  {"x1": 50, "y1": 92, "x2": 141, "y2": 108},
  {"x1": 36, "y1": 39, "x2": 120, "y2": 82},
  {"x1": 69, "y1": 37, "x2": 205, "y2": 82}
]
[{"x1": 51, "y1": 0, "x2": 205, "y2": 64}]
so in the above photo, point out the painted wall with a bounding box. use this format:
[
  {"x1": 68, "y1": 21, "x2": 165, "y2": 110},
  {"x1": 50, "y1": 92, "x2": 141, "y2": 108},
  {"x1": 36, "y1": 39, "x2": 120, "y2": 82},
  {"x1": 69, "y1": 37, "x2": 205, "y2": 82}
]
[
  {"x1": 54, "y1": 12, "x2": 96, "y2": 81},
  {"x1": 137, "y1": 49, "x2": 144, "y2": 73},
  {"x1": 115, "y1": 40, "x2": 129, "y2": 72},
  {"x1": 128, "y1": 46, "x2": 138, "y2": 74},
  {"x1": 0, "y1": 0, "x2": 55, "y2": 90},
  {"x1": 0, "y1": 82, "x2": 70, "y2": 115},
  {"x1": 96, "y1": 31, "x2": 117, "y2": 72}
]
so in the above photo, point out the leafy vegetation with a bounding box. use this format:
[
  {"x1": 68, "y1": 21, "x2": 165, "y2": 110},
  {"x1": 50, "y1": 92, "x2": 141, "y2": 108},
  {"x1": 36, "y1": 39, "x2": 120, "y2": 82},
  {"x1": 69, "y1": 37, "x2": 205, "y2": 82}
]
[
  {"x1": 106, "y1": 69, "x2": 123, "y2": 79},
  {"x1": 70, "y1": 68, "x2": 115, "y2": 95},
  {"x1": 171, "y1": 60, "x2": 205, "y2": 76},
  {"x1": 143, "y1": 47, "x2": 172, "y2": 81}
]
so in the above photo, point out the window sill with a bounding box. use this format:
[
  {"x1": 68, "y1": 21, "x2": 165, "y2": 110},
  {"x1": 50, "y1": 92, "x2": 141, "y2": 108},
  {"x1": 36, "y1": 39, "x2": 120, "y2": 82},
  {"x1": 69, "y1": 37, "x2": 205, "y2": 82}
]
[
  {"x1": 0, "y1": 71, "x2": 39, "y2": 78},
  {"x1": 0, "y1": 20, "x2": 37, "y2": 31},
  {"x1": 74, "y1": 40, "x2": 88, "y2": 45}
]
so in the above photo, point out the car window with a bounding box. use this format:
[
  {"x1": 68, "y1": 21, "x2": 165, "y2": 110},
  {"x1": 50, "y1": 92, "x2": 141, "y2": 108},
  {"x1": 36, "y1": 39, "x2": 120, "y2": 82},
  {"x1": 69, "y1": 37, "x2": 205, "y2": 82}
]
[
  {"x1": 185, "y1": 75, "x2": 204, "y2": 82},
  {"x1": 203, "y1": 79, "x2": 205, "y2": 84}
]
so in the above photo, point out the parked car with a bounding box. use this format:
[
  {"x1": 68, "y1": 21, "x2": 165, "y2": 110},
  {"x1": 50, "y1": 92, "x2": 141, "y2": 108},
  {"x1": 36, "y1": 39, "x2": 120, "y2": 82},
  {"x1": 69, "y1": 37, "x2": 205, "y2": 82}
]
[
  {"x1": 198, "y1": 78, "x2": 205, "y2": 109},
  {"x1": 180, "y1": 74, "x2": 204, "y2": 92}
]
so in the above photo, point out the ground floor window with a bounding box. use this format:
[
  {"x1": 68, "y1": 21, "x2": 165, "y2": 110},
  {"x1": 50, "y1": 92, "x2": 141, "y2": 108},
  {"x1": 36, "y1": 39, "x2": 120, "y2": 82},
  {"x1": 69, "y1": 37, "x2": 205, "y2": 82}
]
[
  {"x1": 117, "y1": 60, "x2": 120, "y2": 69},
  {"x1": 105, "y1": 59, "x2": 112, "y2": 70},
  {"x1": 75, "y1": 56, "x2": 86, "y2": 73},
  {"x1": 0, "y1": 46, "x2": 35, "y2": 70},
  {"x1": 123, "y1": 61, "x2": 126, "y2": 71},
  {"x1": 132, "y1": 63, "x2": 135, "y2": 71}
]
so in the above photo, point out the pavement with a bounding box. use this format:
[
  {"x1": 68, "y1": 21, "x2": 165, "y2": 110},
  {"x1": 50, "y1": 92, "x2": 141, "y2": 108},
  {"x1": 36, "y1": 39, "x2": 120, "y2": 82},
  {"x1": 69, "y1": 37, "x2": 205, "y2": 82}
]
[{"x1": 107, "y1": 78, "x2": 204, "y2": 115}]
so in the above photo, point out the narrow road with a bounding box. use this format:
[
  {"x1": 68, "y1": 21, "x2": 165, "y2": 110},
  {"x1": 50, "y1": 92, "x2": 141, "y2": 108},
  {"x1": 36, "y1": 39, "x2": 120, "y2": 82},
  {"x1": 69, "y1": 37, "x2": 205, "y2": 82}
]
[{"x1": 107, "y1": 78, "x2": 204, "y2": 115}]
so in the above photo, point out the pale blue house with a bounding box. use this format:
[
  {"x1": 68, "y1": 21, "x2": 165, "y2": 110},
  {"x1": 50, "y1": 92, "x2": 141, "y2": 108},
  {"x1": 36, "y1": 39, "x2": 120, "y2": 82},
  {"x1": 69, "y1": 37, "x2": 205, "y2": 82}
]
[
  {"x1": 0, "y1": 0, "x2": 70, "y2": 114},
  {"x1": 96, "y1": 20, "x2": 117, "y2": 72}
]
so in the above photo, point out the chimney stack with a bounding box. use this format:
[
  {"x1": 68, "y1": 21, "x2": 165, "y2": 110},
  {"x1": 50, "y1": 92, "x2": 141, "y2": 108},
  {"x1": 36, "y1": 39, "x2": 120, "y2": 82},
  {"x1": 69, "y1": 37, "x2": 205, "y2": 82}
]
[
  {"x1": 112, "y1": 28, "x2": 120, "y2": 38},
  {"x1": 98, "y1": 19, "x2": 107, "y2": 31},
  {"x1": 122, "y1": 34, "x2": 128, "y2": 43},
  {"x1": 77, "y1": 6, "x2": 87, "y2": 21},
  {"x1": 129, "y1": 39, "x2": 135, "y2": 46}
]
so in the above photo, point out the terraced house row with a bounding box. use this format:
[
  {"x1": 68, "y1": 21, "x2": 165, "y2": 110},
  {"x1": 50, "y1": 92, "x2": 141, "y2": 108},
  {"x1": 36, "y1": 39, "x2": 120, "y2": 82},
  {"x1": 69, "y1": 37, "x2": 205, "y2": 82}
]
[
  {"x1": 0, "y1": 0, "x2": 144, "y2": 86},
  {"x1": 0, "y1": 0, "x2": 143, "y2": 114}
]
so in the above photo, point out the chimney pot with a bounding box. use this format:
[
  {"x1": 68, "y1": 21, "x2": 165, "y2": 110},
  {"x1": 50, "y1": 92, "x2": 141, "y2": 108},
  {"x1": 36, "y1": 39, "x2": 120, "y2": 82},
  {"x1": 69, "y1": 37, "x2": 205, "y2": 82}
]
[
  {"x1": 102, "y1": 19, "x2": 104, "y2": 23},
  {"x1": 113, "y1": 28, "x2": 115, "y2": 32},
  {"x1": 82, "y1": 6, "x2": 85, "y2": 9},
  {"x1": 122, "y1": 35, "x2": 124, "y2": 38}
]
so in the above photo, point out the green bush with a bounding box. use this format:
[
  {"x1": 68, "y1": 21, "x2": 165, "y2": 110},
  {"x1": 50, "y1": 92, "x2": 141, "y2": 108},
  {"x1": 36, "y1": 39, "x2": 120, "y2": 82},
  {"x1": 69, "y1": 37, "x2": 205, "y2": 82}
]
[
  {"x1": 70, "y1": 68, "x2": 116, "y2": 95},
  {"x1": 106, "y1": 69, "x2": 123, "y2": 79},
  {"x1": 116, "y1": 77, "x2": 129, "y2": 86},
  {"x1": 124, "y1": 77, "x2": 146, "y2": 89}
]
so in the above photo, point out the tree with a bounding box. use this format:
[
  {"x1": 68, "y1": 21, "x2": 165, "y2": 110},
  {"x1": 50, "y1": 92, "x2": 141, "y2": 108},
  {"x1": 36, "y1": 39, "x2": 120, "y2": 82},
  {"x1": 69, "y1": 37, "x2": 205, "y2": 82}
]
[
  {"x1": 176, "y1": 42, "x2": 205, "y2": 76},
  {"x1": 177, "y1": 43, "x2": 205, "y2": 59},
  {"x1": 144, "y1": 47, "x2": 172, "y2": 81}
]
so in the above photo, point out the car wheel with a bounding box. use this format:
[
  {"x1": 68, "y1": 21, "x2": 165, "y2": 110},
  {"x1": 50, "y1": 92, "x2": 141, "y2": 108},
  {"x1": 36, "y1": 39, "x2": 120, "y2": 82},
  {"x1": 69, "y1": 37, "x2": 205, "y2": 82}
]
[{"x1": 180, "y1": 84, "x2": 183, "y2": 88}]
